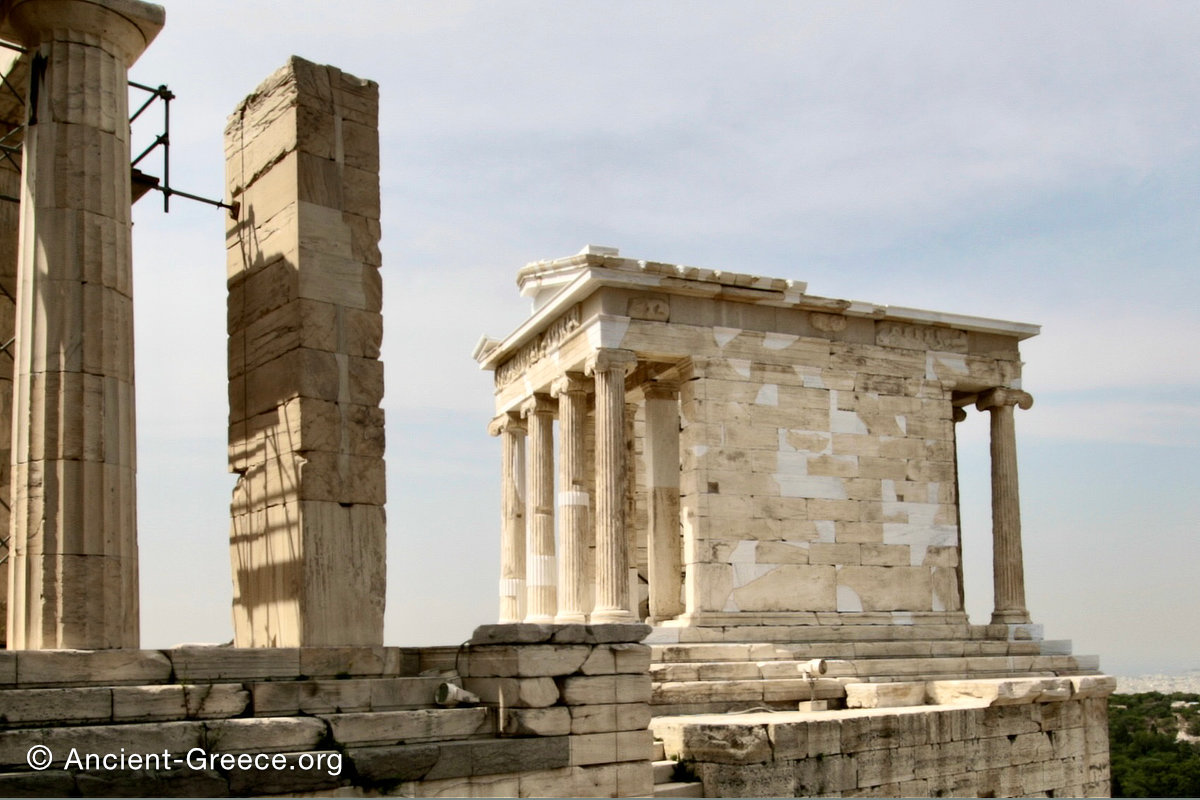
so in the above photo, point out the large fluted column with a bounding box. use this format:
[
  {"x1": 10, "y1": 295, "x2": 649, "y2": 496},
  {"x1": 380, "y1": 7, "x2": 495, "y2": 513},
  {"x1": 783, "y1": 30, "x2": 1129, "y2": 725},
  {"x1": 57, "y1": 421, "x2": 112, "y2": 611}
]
[
  {"x1": 489, "y1": 411, "x2": 527, "y2": 623},
  {"x1": 552, "y1": 373, "x2": 590, "y2": 623},
  {"x1": 6, "y1": 0, "x2": 164, "y2": 649},
  {"x1": 644, "y1": 381, "x2": 683, "y2": 621},
  {"x1": 976, "y1": 387, "x2": 1034, "y2": 626},
  {"x1": 522, "y1": 394, "x2": 557, "y2": 623},
  {"x1": 586, "y1": 349, "x2": 637, "y2": 624}
]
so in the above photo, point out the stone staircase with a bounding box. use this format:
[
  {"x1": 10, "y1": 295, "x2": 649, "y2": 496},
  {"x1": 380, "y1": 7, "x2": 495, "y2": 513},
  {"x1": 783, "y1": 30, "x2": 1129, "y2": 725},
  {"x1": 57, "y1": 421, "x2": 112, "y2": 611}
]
[
  {"x1": 649, "y1": 633, "x2": 1100, "y2": 716},
  {"x1": 650, "y1": 739, "x2": 703, "y2": 798},
  {"x1": 0, "y1": 646, "x2": 496, "y2": 796}
]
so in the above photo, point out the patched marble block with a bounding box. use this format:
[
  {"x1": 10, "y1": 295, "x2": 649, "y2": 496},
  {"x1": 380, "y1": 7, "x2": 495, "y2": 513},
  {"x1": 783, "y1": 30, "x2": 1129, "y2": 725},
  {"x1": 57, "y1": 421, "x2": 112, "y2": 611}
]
[
  {"x1": 225, "y1": 57, "x2": 385, "y2": 647},
  {"x1": 477, "y1": 247, "x2": 1039, "y2": 631}
]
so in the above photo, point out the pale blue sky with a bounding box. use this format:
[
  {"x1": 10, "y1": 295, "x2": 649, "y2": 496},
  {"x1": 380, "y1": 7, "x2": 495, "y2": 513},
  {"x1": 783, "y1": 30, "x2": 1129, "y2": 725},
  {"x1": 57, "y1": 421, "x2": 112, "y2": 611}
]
[{"x1": 126, "y1": 1, "x2": 1198, "y2": 675}]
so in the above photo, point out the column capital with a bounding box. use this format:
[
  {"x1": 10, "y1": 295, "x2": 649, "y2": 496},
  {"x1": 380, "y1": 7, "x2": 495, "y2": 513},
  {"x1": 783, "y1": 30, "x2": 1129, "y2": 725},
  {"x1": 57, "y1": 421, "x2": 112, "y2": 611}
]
[
  {"x1": 952, "y1": 406, "x2": 968, "y2": 423},
  {"x1": 487, "y1": 410, "x2": 525, "y2": 437},
  {"x1": 6, "y1": 0, "x2": 165, "y2": 65},
  {"x1": 585, "y1": 348, "x2": 637, "y2": 377},
  {"x1": 976, "y1": 387, "x2": 1033, "y2": 412},
  {"x1": 520, "y1": 392, "x2": 556, "y2": 419},
  {"x1": 643, "y1": 380, "x2": 680, "y2": 401},
  {"x1": 550, "y1": 371, "x2": 589, "y2": 398}
]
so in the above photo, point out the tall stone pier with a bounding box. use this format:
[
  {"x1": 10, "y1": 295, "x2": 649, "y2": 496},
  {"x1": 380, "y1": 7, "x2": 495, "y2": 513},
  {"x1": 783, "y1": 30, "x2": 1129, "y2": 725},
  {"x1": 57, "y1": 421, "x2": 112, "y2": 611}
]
[
  {"x1": 226, "y1": 57, "x2": 386, "y2": 647},
  {"x1": 4, "y1": 0, "x2": 163, "y2": 649}
]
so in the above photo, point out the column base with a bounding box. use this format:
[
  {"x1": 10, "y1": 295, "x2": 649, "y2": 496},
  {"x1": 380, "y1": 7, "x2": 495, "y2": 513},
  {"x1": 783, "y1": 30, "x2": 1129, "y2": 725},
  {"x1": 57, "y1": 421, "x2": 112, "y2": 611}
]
[
  {"x1": 991, "y1": 610, "x2": 1032, "y2": 625},
  {"x1": 555, "y1": 612, "x2": 588, "y2": 624},
  {"x1": 524, "y1": 614, "x2": 556, "y2": 624},
  {"x1": 590, "y1": 608, "x2": 637, "y2": 624}
]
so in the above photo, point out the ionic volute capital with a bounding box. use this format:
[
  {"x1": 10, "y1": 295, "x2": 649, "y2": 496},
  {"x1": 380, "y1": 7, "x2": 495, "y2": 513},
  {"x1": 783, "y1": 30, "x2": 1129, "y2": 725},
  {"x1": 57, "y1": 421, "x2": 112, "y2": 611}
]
[
  {"x1": 520, "y1": 393, "x2": 557, "y2": 419},
  {"x1": 976, "y1": 387, "x2": 1034, "y2": 413},
  {"x1": 585, "y1": 348, "x2": 637, "y2": 378},
  {"x1": 488, "y1": 410, "x2": 526, "y2": 437},
  {"x1": 550, "y1": 371, "x2": 589, "y2": 399}
]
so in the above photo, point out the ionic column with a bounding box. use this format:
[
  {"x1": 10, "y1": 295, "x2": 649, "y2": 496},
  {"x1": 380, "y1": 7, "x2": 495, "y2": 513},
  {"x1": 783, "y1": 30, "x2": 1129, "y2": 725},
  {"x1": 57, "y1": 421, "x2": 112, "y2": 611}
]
[
  {"x1": 976, "y1": 388, "x2": 1034, "y2": 626},
  {"x1": 644, "y1": 381, "x2": 684, "y2": 621},
  {"x1": 552, "y1": 373, "x2": 590, "y2": 623},
  {"x1": 586, "y1": 349, "x2": 637, "y2": 624},
  {"x1": 6, "y1": 0, "x2": 164, "y2": 649},
  {"x1": 521, "y1": 394, "x2": 557, "y2": 623},
  {"x1": 489, "y1": 412, "x2": 527, "y2": 623}
]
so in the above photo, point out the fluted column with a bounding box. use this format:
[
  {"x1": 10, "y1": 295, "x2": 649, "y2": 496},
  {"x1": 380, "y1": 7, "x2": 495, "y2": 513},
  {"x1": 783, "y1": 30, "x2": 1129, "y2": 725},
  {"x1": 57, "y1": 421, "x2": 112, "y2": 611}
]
[
  {"x1": 489, "y1": 412, "x2": 527, "y2": 623},
  {"x1": 586, "y1": 349, "x2": 637, "y2": 624},
  {"x1": 552, "y1": 373, "x2": 590, "y2": 623},
  {"x1": 976, "y1": 387, "x2": 1034, "y2": 626},
  {"x1": 644, "y1": 381, "x2": 683, "y2": 621},
  {"x1": 522, "y1": 394, "x2": 557, "y2": 623},
  {"x1": 6, "y1": 0, "x2": 164, "y2": 649}
]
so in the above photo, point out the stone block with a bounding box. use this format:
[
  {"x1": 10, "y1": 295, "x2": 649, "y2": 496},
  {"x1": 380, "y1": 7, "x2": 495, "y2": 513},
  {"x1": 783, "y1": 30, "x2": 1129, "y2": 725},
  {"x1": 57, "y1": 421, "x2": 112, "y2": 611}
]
[
  {"x1": 225, "y1": 750, "x2": 347, "y2": 797},
  {"x1": 698, "y1": 761, "x2": 793, "y2": 798},
  {"x1": 111, "y1": 684, "x2": 249, "y2": 721},
  {"x1": 461, "y1": 676, "x2": 560, "y2": 708},
  {"x1": 464, "y1": 645, "x2": 590, "y2": 678},
  {"x1": 324, "y1": 707, "x2": 490, "y2": 746},
  {"x1": 730, "y1": 565, "x2": 836, "y2": 612},
  {"x1": 204, "y1": 716, "x2": 326, "y2": 753},
  {"x1": 857, "y1": 743, "x2": 917, "y2": 786},
  {"x1": 846, "y1": 681, "x2": 927, "y2": 709},
  {"x1": 927, "y1": 677, "x2": 1070, "y2": 708},
  {"x1": 16, "y1": 649, "x2": 172, "y2": 686},
  {"x1": 656, "y1": 720, "x2": 770, "y2": 765},
  {"x1": 503, "y1": 707, "x2": 570, "y2": 737},
  {"x1": 0, "y1": 686, "x2": 112, "y2": 726},
  {"x1": 794, "y1": 752, "x2": 858, "y2": 795},
  {"x1": 568, "y1": 703, "x2": 652, "y2": 735},
  {"x1": 1069, "y1": 674, "x2": 1116, "y2": 698},
  {"x1": 766, "y1": 721, "x2": 807, "y2": 760},
  {"x1": 297, "y1": 646, "x2": 390, "y2": 678},
  {"x1": 558, "y1": 674, "x2": 651, "y2": 705},
  {"x1": 0, "y1": 720, "x2": 205, "y2": 769},
  {"x1": 348, "y1": 742, "x2": 440, "y2": 783}
]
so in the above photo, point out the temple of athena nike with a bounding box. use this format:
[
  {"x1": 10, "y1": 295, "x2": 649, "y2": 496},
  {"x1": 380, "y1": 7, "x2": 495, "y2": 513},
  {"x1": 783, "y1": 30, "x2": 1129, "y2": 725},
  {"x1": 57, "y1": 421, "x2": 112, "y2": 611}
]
[{"x1": 0, "y1": 1, "x2": 1112, "y2": 797}]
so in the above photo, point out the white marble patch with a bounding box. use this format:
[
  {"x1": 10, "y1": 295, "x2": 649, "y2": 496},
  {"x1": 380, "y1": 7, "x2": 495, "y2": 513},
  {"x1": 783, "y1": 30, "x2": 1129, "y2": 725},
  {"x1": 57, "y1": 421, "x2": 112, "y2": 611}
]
[
  {"x1": 763, "y1": 332, "x2": 799, "y2": 350},
  {"x1": 837, "y1": 584, "x2": 863, "y2": 612},
  {"x1": 713, "y1": 327, "x2": 740, "y2": 348},
  {"x1": 776, "y1": 474, "x2": 847, "y2": 500},
  {"x1": 815, "y1": 521, "x2": 836, "y2": 543},
  {"x1": 728, "y1": 358, "x2": 752, "y2": 378},
  {"x1": 755, "y1": 383, "x2": 779, "y2": 406}
]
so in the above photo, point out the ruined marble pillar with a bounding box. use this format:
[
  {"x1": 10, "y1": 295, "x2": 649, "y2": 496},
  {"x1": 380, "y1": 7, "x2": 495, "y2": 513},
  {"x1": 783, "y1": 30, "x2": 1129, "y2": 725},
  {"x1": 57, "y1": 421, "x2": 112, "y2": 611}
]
[
  {"x1": 552, "y1": 373, "x2": 590, "y2": 623},
  {"x1": 644, "y1": 381, "x2": 683, "y2": 621},
  {"x1": 226, "y1": 57, "x2": 385, "y2": 646},
  {"x1": 5, "y1": 0, "x2": 163, "y2": 649},
  {"x1": 489, "y1": 411, "x2": 526, "y2": 623},
  {"x1": 977, "y1": 388, "x2": 1034, "y2": 626},
  {"x1": 522, "y1": 393, "x2": 556, "y2": 623},
  {"x1": 587, "y1": 348, "x2": 637, "y2": 624}
]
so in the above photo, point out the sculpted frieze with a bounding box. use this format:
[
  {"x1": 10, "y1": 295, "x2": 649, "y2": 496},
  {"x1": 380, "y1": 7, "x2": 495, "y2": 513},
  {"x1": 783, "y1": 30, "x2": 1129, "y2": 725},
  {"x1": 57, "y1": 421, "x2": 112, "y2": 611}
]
[
  {"x1": 494, "y1": 305, "x2": 581, "y2": 387},
  {"x1": 876, "y1": 322, "x2": 968, "y2": 353}
]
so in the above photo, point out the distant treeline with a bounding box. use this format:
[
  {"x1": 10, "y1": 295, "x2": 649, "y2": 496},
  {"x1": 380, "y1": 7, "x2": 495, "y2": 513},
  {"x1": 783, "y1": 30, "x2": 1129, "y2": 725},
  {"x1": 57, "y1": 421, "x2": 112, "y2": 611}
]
[{"x1": 1110, "y1": 692, "x2": 1200, "y2": 797}]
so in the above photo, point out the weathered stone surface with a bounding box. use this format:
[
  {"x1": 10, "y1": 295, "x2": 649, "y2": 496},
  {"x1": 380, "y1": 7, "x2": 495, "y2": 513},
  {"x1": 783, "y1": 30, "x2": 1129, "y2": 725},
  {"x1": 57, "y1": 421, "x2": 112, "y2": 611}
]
[
  {"x1": 461, "y1": 677, "x2": 560, "y2": 708},
  {"x1": 926, "y1": 677, "x2": 1073, "y2": 707},
  {"x1": 323, "y1": 707, "x2": 490, "y2": 745},
  {"x1": 111, "y1": 684, "x2": 249, "y2": 721},
  {"x1": 558, "y1": 674, "x2": 652, "y2": 705},
  {"x1": 17, "y1": 650, "x2": 172, "y2": 687},
  {"x1": 568, "y1": 703, "x2": 652, "y2": 735},
  {"x1": 463, "y1": 645, "x2": 591, "y2": 678},
  {"x1": 227, "y1": 57, "x2": 386, "y2": 649},
  {"x1": 846, "y1": 681, "x2": 927, "y2": 709},
  {"x1": 502, "y1": 706, "x2": 570, "y2": 736}
]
